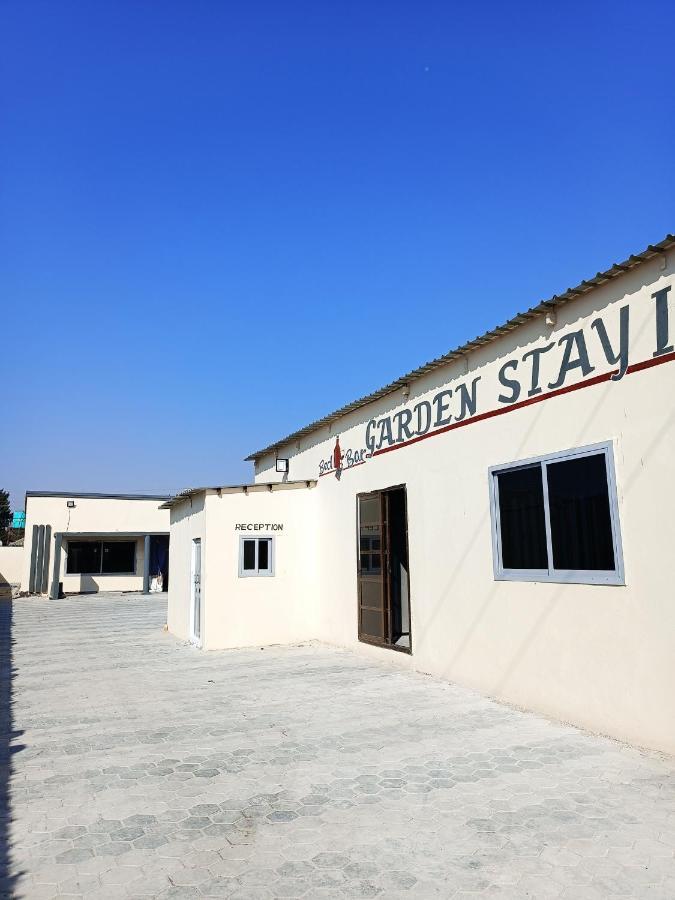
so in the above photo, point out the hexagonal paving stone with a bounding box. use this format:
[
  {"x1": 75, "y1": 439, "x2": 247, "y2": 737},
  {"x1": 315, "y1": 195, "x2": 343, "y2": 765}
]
[
  {"x1": 311, "y1": 852, "x2": 351, "y2": 869},
  {"x1": 266, "y1": 811, "x2": 299, "y2": 824},
  {"x1": 166, "y1": 866, "x2": 212, "y2": 886},
  {"x1": 11, "y1": 596, "x2": 675, "y2": 900},
  {"x1": 54, "y1": 848, "x2": 94, "y2": 864}
]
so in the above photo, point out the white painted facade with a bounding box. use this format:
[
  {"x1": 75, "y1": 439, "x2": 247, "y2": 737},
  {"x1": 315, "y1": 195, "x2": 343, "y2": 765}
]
[
  {"x1": 167, "y1": 483, "x2": 318, "y2": 649},
  {"x1": 23, "y1": 493, "x2": 170, "y2": 595},
  {"x1": 166, "y1": 243, "x2": 675, "y2": 754}
]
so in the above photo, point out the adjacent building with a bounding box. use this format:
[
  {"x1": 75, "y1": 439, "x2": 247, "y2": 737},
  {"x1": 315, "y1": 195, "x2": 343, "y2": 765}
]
[
  {"x1": 164, "y1": 233, "x2": 675, "y2": 754},
  {"x1": 23, "y1": 492, "x2": 171, "y2": 598}
]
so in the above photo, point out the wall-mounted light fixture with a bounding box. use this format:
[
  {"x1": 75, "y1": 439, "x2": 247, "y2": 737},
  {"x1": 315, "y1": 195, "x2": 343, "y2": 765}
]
[
  {"x1": 66, "y1": 500, "x2": 76, "y2": 508},
  {"x1": 545, "y1": 310, "x2": 557, "y2": 327},
  {"x1": 275, "y1": 458, "x2": 289, "y2": 474},
  {"x1": 402, "y1": 383, "x2": 410, "y2": 402}
]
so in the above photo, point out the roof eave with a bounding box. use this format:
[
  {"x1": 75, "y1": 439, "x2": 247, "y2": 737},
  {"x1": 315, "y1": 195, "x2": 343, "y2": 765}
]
[{"x1": 160, "y1": 479, "x2": 318, "y2": 509}]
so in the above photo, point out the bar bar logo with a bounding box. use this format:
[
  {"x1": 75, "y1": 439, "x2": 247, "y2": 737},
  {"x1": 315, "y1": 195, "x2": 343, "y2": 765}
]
[{"x1": 319, "y1": 437, "x2": 368, "y2": 478}]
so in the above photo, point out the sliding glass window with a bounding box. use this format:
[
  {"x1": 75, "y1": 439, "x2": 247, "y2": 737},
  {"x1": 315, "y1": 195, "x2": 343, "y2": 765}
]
[
  {"x1": 489, "y1": 442, "x2": 624, "y2": 585},
  {"x1": 66, "y1": 540, "x2": 137, "y2": 575},
  {"x1": 239, "y1": 537, "x2": 274, "y2": 577}
]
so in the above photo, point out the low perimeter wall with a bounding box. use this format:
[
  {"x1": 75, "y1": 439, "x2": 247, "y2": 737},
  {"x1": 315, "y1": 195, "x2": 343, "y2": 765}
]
[{"x1": 0, "y1": 547, "x2": 24, "y2": 598}]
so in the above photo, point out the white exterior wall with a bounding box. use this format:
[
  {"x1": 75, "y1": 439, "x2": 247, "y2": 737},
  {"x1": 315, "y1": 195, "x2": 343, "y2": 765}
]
[
  {"x1": 245, "y1": 258, "x2": 675, "y2": 754},
  {"x1": 167, "y1": 486, "x2": 319, "y2": 649},
  {"x1": 23, "y1": 495, "x2": 170, "y2": 594},
  {"x1": 0, "y1": 547, "x2": 23, "y2": 595},
  {"x1": 202, "y1": 487, "x2": 318, "y2": 650}
]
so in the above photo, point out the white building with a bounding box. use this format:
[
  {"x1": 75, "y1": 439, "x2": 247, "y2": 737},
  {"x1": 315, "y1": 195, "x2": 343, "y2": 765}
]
[
  {"x1": 23, "y1": 492, "x2": 171, "y2": 598},
  {"x1": 165, "y1": 234, "x2": 675, "y2": 754}
]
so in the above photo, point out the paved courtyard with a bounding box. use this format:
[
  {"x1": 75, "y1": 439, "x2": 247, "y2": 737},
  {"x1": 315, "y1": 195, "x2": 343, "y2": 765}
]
[{"x1": 6, "y1": 593, "x2": 675, "y2": 899}]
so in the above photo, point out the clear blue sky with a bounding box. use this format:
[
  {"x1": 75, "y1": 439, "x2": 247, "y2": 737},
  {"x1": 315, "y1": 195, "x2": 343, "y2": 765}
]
[{"x1": 2, "y1": 1, "x2": 674, "y2": 509}]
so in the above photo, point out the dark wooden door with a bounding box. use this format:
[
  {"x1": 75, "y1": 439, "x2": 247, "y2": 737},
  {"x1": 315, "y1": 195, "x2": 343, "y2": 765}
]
[{"x1": 357, "y1": 492, "x2": 387, "y2": 644}]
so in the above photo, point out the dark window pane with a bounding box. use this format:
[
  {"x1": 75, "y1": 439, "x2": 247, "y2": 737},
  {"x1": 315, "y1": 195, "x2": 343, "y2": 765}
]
[
  {"x1": 359, "y1": 497, "x2": 381, "y2": 546},
  {"x1": 360, "y1": 553, "x2": 382, "y2": 575},
  {"x1": 102, "y1": 541, "x2": 136, "y2": 573},
  {"x1": 66, "y1": 541, "x2": 101, "y2": 574},
  {"x1": 360, "y1": 579, "x2": 383, "y2": 610},
  {"x1": 547, "y1": 454, "x2": 615, "y2": 571},
  {"x1": 497, "y1": 465, "x2": 548, "y2": 569},
  {"x1": 359, "y1": 497, "x2": 382, "y2": 580},
  {"x1": 359, "y1": 496, "x2": 380, "y2": 529},
  {"x1": 360, "y1": 607, "x2": 385, "y2": 640},
  {"x1": 258, "y1": 539, "x2": 270, "y2": 571},
  {"x1": 243, "y1": 540, "x2": 256, "y2": 570},
  {"x1": 360, "y1": 536, "x2": 381, "y2": 555}
]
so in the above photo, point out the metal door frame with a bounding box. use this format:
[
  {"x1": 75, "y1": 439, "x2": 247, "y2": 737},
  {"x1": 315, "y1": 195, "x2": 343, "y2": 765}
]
[
  {"x1": 190, "y1": 538, "x2": 202, "y2": 646},
  {"x1": 356, "y1": 491, "x2": 387, "y2": 646},
  {"x1": 356, "y1": 484, "x2": 412, "y2": 654}
]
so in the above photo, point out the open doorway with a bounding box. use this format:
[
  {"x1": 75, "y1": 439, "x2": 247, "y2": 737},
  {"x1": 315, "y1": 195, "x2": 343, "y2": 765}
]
[
  {"x1": 149, "y1": 535, "x2": 170, "y2": 590},
  {"x1": 357, "y1": 486, "x2": 411, "y2": 652}
]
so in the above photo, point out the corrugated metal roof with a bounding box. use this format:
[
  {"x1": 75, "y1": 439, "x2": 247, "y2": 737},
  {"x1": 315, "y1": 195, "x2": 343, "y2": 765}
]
[
  {"x1": 160, "y1": 480, "x2": 317, "y2": 509},
  {"x1": 246, "y1": 233, "x2": 675, "y2": 462},
  {"x1": 25, "y1": 491, "x2": 171, "y2": 501},
  {"x1": 159, "y1": 487, "x2": 207, "y2": 509}
]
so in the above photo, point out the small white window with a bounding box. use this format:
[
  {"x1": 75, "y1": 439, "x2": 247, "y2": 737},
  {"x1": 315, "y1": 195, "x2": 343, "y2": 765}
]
[
  {"x1": 239, "y1": 536, "x2": 274, "y2": 577},
  {"x1": 489, "y1": 441, "x2": 624, "y2": 585}
]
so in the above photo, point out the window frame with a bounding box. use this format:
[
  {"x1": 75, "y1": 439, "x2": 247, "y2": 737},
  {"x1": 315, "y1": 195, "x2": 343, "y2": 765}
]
[
  {"x1": 489, "y1": 441, "x2": 625, "y2": 586},
  {"x1": 238, "y1": 535, "x2": 275, "y2": 578},
  {"x1": 65, "y1": 539, "x2": 137, "y2": 576}
]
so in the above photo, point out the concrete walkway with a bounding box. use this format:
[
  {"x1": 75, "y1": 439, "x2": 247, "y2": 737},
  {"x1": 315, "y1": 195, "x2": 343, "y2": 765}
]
[{"x1": 7, "y1": 593, "x2": 675, "y2": 899}]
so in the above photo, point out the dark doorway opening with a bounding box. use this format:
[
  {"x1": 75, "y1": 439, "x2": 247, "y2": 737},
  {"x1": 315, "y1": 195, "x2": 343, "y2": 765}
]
[
  {"x1": 357, "y1": 486, "x2": 411, "y2": 653},
  {"x1": 149, "y1": 535, "x2": 170, "y2": 590}
]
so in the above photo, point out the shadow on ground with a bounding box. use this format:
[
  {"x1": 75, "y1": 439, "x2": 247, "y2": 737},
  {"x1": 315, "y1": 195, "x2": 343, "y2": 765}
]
[{"x1": 0, "y1": 600, "x2": 23, "y2": 897}]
